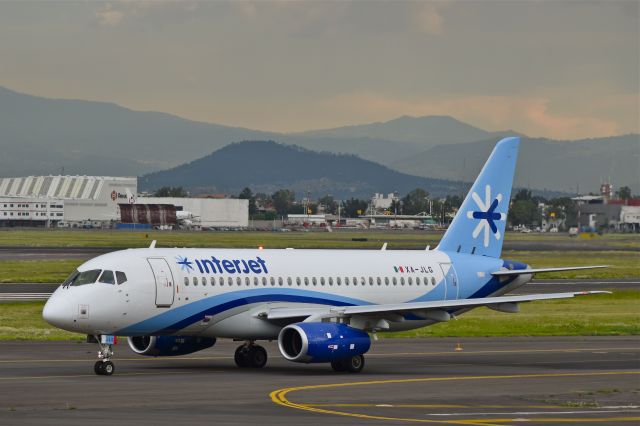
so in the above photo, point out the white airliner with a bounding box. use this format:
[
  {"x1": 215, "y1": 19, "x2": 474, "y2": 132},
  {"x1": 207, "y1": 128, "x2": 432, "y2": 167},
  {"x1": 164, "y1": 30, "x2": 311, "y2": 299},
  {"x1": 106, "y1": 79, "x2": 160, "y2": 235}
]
[{"x1": 43, "y1": 137, "x2": 606, "y2": 375}]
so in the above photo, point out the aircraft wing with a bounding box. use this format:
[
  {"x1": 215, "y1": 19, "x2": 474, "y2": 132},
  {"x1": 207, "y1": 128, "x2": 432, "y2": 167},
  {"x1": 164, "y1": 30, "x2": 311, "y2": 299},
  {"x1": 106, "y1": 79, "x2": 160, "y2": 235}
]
[
  {"x1": 491, "y1": 265, "x2": 608, "y2": 276},
  {"x1": 264, "y1": 291, "x2": 609, "y2": 321}
]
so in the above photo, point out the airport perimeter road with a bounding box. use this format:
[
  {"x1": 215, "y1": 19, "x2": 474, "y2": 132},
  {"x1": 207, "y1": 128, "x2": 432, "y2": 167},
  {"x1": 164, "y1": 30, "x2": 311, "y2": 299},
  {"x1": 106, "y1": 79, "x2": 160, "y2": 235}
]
[{"x1": 0, "y1": 337, "x2": 638, "y2": 425}]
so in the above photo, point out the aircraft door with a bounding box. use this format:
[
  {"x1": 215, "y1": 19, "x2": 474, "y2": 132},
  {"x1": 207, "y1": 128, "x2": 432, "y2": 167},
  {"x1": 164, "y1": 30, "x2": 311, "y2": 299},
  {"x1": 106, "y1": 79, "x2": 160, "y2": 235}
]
[
  {"x1": 439, "y1": 263, "x2": 459, "y2": 300},
  {"x1": 147, "y1": 258, "x2": 175, "y2": 307}
]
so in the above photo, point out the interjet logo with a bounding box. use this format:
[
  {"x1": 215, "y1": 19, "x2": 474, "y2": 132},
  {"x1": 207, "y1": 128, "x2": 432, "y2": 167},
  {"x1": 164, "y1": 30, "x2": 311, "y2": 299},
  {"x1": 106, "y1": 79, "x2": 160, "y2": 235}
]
[{"x1": 466, "y1": 184, "x2": 506, "y2": 247}]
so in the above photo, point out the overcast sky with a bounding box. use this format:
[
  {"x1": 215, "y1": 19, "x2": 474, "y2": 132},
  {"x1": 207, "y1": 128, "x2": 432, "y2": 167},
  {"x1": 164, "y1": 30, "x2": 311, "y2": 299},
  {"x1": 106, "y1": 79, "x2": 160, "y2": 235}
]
[{"x1": 0, "y1": 1, "x2": 637, "y2": 139}]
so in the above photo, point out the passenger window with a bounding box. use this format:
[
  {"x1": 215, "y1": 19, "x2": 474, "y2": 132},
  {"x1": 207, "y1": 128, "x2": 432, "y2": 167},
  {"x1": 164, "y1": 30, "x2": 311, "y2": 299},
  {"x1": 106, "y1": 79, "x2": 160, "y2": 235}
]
[
  {"x1": 236, "y1": 277, "x2": 241, "y2": 286},
  {"x1": 184, "y1": 277, "x2": 189, "y2": 286},
  {"x1": 278, "y1": 277, "x2": 283, "y2": 286},
  {"x1": 344, "y1": 277, "x2": 349, "y2": 286},
  {"x1": 360, "y1": 277, "x2": 366, "y2": 286},
  {"x1": 328, "y1": 277, "x2": 333, "y2": 286},
  {"x1": 245, "y1": 277, "x2": 250, "y2": 286},
  {"x1": 202, "y1": 277, "x2": 207, "y2": 286},
  {"x1": 408, "y1": 277, "x2": 413, "y2": 285},
  {"x1": 262, "y1": 277, "x2": 267, "y2": 286},
  {"x1": 99, "y1": 270, "x2": 116, "y2": 285},
  {"x1": 211, "y1": 277, "x2": 215, "y2": 286},
  {"x1": 296, "y1": 277, "x2": 301, "y2": 286},
  {"x1": 337, "y1": 277, "x2": 341, "y2": 286},
  {"x1": 369, "y1": 277, "x2": 374, "y2": 286},
  {"x1": 312, "y1": 277, "x2": 317, "y2": 286},
  {"x1": 431, "y1": 277, "x2": 436, "y2": 286},
  {"x1": 377, "y1": 277, "x2": 382, "y2": 286},
  {"x1": 352, "y1": 277, "x2": 357, "y2": 285},
  {"x1": 219, "y1": 277, "x2": 224, "y2": 286},
  {"x1": 304, "y1": 277, "x2": 309, "y2": 286},
  {"x1": 287, "y1": 277, "x2": 292, "y2": 286},
  {"x1": 385, "y1": 277, "x2": 389, "y2": 286},
  {"x1": 320, "y1": 277, "x2": 325, "y2": 286},
  {"x1": 228, "y1": 277, "x2": 233, "y2": 286},
  {"x1": 254, "y1": 277, "x2": 259, "y2": 286},
  {"x1": 400, "y1": 277, "x2": 405, "y2": 285},
  {"x1": 270, "y1": 277, "x2": 275, "y2": 286},
  {"x1": 116, "y1": 271, "x2": 127, "y2": 284},
  {"x1": 393, "y1": 277, "x2": 397, "y2": 285},
  {"x1": 193, "y1": 277, "x2": 198, "y2": 286}
]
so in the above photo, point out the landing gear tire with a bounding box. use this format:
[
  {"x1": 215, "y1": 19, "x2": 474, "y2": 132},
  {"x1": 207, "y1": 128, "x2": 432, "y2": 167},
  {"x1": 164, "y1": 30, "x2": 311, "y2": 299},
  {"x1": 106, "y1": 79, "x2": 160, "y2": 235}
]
[
  {"x1": 102, "y1": 361, "x2": 115, "y2": 376},
  {"x1": 94, "y1": 360, "x2": 115, "y2": 376},
  {"x1": 247, "y1": 346, "x2": 267, "y2": 368},
  {"x1": 234, "y1": 346, "x2": 250, "y2": 368},
  {"x1": 344, "y1": 354, "x2": 364, "y2": 373},
  {"x1": 332, "y1": 355, "x2": 365, "y2": 373},
  {"x1": 234, "y1": 344, "x2": 268, "y2": 368}
]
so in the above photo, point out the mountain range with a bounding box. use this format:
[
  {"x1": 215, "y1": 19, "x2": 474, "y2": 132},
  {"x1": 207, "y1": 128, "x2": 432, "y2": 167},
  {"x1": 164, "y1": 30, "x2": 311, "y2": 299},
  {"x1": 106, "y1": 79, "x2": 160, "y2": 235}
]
[{"x1": 1, "y1": 86, "x2": 638, "y2": 194}]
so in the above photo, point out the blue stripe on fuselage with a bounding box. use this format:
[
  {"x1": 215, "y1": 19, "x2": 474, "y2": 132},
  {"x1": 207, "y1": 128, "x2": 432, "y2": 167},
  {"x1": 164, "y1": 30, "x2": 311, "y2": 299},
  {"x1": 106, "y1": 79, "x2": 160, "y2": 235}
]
[{"x1": 116, "y1": 288, "x2": 371, "y2": 335}]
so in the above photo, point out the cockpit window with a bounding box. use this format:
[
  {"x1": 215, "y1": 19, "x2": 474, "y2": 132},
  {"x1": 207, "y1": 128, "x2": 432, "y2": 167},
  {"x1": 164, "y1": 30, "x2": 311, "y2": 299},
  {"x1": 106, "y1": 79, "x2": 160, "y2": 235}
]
[
  {"x1": 64, "y1": 269, "x2": 102, "y2": 287},
  {"x1": 116, "y1": 271, "x2": 127, "y2": 284},
  {"x1": 99, "y1": 270, "x2": 116, "y2": 285}
]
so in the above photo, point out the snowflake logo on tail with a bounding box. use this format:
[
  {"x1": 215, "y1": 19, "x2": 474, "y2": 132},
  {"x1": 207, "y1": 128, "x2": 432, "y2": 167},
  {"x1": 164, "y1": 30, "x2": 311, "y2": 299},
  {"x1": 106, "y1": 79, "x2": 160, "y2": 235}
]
[{"x1": 466, "y1": 185, "x2": 506, "y2": 247}]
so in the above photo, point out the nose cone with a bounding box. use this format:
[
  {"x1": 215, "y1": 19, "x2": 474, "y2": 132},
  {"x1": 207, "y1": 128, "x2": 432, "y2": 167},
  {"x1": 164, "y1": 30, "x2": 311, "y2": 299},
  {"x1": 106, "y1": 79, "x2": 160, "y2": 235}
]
[{"x1": 43, "y1": 297, "x2": 72, "y2": 330}]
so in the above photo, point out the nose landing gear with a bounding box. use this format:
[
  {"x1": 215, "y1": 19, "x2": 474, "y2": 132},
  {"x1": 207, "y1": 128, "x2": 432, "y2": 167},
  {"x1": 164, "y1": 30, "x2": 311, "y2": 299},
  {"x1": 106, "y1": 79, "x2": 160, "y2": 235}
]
[
  {"x1": 94, "y1": 335, "x2": 116, "y2": 376},
  {"x1": 234, "y1": 342, "x2": 268, "y2": 368}
]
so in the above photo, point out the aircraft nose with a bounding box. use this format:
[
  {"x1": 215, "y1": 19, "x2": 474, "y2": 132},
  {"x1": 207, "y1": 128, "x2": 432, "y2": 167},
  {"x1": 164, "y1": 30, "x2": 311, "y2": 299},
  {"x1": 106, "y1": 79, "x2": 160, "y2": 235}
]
[{"x1": 42, "y1": 297, "x2": 72, "y2": 329}]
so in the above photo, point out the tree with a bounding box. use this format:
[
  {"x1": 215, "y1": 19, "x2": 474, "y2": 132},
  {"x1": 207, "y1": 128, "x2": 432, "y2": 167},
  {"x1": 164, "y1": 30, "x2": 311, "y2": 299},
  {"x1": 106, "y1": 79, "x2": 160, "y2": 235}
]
[
  {"x1": 341, "y1": 198, "x2": 368, "y2": 218},
  {"x1": 238, "y1": 187, "x2": 257, "y2": 215},
  {"x1": 271, "y1": 189, "x2": 295, "y2": 216},
  {"x1": 509, "y1": 198, "x2": 537, "y2": 227},
  {"x1": 616, "y1": 186, "x2": 632, "y2": 201},
  {"x1": 153, "y1": 186, "x2": 188, "y2": 197},
  {"x1": 401, "y1": 188, "x2": 429, "y2": 215},
  {"x1": 318, "y1": 195, "x2": 338, "y2": 215}
]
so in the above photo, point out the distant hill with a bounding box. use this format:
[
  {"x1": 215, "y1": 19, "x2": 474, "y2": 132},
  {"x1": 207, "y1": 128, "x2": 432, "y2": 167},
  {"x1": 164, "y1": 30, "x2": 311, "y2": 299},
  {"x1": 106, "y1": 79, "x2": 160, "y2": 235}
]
[
  {"x1": 139, "y1": 141, "x2": 463, "y2": 199},
  {"x1": 293, "y1": 115, "x2": 516, "y2": 146},
  {"x1": 0, "y1": 86, "x2": 273, "y2": 176},
  {"x1": 392, "y1": 135, "x2": 640, "y2": 194}
]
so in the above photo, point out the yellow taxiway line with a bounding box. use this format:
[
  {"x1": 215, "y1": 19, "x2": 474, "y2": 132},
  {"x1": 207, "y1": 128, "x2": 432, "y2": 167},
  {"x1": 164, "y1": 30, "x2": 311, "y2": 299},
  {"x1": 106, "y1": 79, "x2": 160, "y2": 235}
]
[{"x1": 270, "y1": 371, "x2": 640, "y2": 425}]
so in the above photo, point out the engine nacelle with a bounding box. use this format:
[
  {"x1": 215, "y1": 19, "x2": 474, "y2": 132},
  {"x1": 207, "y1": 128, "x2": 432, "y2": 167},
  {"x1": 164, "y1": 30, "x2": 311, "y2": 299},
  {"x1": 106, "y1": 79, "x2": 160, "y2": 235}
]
[
  {"x1": 128, "y1": 336, "x2": 216, "y2": 357},
  {"x1": 278, "y1": 322, "x2": 370, "y2": 363}
]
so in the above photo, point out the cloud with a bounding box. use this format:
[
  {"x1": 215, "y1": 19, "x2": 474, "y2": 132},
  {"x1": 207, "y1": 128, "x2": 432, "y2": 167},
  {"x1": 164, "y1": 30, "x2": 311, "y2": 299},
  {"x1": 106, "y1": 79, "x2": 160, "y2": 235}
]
[
  {"x1": 96, "y1": 3, "x2": 124, "y2": 27},
  {"x1": 415, "y1": 3, "x2": 445, "y2": 35},
  {"x1": 94, "y1": 1, "x2": 199, "y2": 27}
]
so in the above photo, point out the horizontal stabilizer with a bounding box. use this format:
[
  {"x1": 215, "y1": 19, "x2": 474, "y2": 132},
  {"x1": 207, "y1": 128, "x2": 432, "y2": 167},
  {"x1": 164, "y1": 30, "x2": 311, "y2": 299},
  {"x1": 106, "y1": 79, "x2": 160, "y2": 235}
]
[{"x1": 491, "y1": 265, "x2": 608, "y2": 276}]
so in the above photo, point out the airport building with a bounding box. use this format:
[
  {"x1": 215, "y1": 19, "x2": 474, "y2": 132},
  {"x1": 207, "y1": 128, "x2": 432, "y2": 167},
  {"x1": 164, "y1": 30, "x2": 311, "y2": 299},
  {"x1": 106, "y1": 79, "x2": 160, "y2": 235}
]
[
  {"x1": 135, "y1": 197, "x2": 249, "y2": 229},
  {"x1": 0, "y1": 176, "x2": 137, "y2": 227},
  {"x1": 0, "y1": 176, "x2": 249, "y2": 229}
]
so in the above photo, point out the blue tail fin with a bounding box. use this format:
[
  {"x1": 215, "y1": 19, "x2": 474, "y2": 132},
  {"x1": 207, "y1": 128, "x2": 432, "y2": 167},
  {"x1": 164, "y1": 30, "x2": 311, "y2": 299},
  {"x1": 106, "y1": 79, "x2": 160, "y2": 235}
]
[{"x1": 437, "y1": 137, "x2": 520, "y2": 258}]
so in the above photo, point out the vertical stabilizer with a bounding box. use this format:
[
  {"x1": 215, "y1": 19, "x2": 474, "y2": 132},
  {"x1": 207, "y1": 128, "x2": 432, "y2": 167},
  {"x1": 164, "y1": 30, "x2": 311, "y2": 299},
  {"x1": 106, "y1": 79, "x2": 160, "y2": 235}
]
[{"x1": 437, "y1": 137, "x2": 520, "y2": 258}]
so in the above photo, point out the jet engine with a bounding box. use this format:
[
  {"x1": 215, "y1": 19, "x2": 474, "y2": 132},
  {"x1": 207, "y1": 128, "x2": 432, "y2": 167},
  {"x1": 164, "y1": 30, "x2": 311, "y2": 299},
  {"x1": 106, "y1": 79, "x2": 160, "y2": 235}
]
[
  {"x1": 128, "y1": 336, "x2": 216, "y2": 357},
  {"x1": 278, "y1": 322, "x2": 370, "y2": 363}
]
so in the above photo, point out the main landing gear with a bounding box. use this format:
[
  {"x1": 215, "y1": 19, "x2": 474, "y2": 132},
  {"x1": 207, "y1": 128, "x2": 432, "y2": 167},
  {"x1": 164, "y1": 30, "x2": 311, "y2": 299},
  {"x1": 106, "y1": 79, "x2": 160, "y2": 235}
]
[
  {"x1": 234, "y1": 342, "x2": 268, "y2": 368},
  {"x1": 331, "y1": 354, "x2": 365, "y2": 373},
  {"x1": 94, "y1": 335, "x2": 115, "y2": 376}
]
